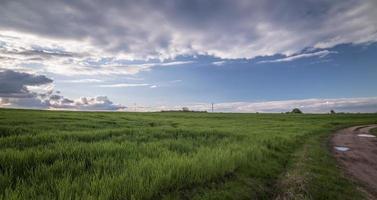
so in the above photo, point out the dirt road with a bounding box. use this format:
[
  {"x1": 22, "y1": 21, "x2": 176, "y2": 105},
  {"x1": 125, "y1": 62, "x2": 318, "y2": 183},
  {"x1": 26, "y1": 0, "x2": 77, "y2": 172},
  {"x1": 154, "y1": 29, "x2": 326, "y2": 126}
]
[{"x1": 331, "y1": 125, "x2": 377, "y2": 198}]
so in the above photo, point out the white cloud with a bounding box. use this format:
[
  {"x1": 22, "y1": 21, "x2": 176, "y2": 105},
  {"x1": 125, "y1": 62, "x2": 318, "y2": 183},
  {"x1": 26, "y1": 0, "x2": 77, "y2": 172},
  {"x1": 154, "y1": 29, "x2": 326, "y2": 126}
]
[
  {"x1": 98, "y1": 79, "x2": 182, "y2": 88},
  {"x1": 0, "y1": 0, "x2": 376, "y2": 76},
  {"x1": 258, "y1": 50, "x2": 337, "y2": 63},
  {"x1": 49, "y1": 96, "x2": 125, "y2": 111},
  {"x1": 209, "y1": 97, "x2": 377, "y2": 113},
  {"x1": 0, "y1": 70, "x2": 125, "y2": 110},
  {"x1": 0, "y1": 31, "x2": 195, "y2": 76},
  {"x1": 62, "y1": 79, "x2": 104, "y2": 83},
  {"x1": 26, "y1": 83, "x2": 54, "y2": 95},
  {"x1": 126, "y1": 97, "x2": 377, "y2": 113},
  {"x1": 157, "y1": 61, "x2": 194, "y2": 66},
  {"x1": 212, "y1": 61, "x2": 227, "y2": 66},
  {"x1": 169, "y1": 80, "x2": 182, "y2": 83},
  {"x1": 99, "y1": 83, "x2": 150, "y2": 88},
  {"x1": 0, "y1": 95, "x2": 125, "y2": 111}
]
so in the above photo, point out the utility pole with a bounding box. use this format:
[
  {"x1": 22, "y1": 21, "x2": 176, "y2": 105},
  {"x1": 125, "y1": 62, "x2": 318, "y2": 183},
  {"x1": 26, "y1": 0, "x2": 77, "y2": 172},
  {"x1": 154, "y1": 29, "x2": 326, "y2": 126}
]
[{"x1": 211, "y1": 102, "x2": 214, "y2": 113}]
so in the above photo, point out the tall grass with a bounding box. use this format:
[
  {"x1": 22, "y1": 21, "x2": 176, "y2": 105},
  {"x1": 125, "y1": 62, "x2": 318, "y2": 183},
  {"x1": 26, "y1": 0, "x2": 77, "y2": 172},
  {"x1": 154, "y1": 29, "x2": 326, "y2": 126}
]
[{"x1": 0, "y1": 109, "x2": 376, "y2": 199}]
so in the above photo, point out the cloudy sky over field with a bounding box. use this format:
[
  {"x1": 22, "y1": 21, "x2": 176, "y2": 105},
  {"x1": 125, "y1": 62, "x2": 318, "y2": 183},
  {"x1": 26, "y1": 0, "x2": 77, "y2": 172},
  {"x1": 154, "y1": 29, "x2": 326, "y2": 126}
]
[{"x1": 0, "y1": 0, "x2": 377, "y2": 112}]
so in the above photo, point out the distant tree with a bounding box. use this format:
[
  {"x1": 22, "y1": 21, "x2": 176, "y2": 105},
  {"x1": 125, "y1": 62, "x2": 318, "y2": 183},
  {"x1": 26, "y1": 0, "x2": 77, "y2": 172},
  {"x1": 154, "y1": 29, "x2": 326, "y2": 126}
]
[
  {"x1": 291, "y1": 108, "x2": 303, "y2": 114},
  {"x1": 182, "y1": 107, "x2": 190, "y2": 112},
  {"x1": 330, "y1": 110, "x2": 336, "y2": 114}
]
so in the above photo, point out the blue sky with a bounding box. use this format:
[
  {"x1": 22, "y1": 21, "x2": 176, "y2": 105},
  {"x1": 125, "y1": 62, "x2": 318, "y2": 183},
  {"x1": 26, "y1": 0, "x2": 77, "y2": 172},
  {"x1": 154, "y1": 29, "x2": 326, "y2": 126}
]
[
  {"x1": 52, "y1": 42, "x2": 377, "y2": 111},
  {"x1": 39, "y1": 42, "x2": 377, "y2": 112},
  {"x1": 0, "y1": 0, "x2": 376, "y2": 112}
]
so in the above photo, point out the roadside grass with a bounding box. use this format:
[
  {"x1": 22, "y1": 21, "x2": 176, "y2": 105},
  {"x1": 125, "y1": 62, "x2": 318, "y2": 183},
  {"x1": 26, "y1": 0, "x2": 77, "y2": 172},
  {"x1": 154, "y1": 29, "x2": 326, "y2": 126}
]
[
  {"x1": 0, "y1": 109, "x2": 376, "y2": 199},
  {"x1": 275, "y1": 126, "x2": 366, "y2": 200}
]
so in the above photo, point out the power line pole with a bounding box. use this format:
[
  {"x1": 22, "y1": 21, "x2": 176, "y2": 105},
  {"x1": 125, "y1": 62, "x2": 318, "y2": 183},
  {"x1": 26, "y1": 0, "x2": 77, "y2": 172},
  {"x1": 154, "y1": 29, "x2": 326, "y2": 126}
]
[{"x1": 211, "y1": 102, "x2": 214, "y2": 113}]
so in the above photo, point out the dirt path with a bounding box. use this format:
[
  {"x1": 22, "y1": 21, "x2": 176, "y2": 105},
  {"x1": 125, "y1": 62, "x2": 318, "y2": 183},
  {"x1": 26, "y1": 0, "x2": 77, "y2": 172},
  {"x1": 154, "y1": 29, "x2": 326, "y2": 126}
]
[{"x1": 331, "y1": 125, "x2": 377, "y2": 198}]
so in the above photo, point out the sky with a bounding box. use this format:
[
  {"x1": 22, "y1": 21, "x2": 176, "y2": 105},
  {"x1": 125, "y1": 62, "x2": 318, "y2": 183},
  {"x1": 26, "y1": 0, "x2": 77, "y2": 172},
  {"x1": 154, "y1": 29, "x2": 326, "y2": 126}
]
[{"x1": 0, "y1": 0, "x2": 377, "y2": 113}]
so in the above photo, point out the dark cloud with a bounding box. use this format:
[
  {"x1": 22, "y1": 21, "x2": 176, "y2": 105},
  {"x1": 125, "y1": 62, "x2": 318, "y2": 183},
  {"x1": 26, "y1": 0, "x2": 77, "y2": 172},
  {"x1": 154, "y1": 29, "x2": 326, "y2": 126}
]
[
  {"x1": 1, "y1": 49, "x2": 77, "y2": 58},
  {"x1": 49, "y1": 94, "x2": 62, "y2": 100},
  {"x1": 50, "y1": 96, "x2": 125, "y2": 111},
  {"x1": 0, "y1": 70, "x2": 125, "y2": 110},
  {"x1": 0, "y1": 0, "x2": 376, "y2": 60},
  {"x1": 0, "y1": 69, "x2": 52, "y2": 97},
  {"x1": 60, "y1": 98, "x2": 73, "y2": 104},
  {"x1": 0, "y1": 46, "x2": 80, "y2": 65}
]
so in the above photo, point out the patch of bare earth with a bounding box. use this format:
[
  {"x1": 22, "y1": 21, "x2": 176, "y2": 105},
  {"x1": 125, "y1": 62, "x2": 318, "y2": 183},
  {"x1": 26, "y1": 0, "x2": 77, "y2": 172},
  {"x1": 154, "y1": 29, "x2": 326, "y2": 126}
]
[{"x1": 331, "y1": 125, "x2": 377, "y2": 199}]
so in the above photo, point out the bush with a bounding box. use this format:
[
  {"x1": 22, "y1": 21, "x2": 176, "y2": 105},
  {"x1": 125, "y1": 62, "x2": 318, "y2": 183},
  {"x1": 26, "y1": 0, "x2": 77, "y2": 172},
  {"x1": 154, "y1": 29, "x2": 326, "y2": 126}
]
[{"x1": 291, "y1": 108, "x2": 303, "y2": 114}]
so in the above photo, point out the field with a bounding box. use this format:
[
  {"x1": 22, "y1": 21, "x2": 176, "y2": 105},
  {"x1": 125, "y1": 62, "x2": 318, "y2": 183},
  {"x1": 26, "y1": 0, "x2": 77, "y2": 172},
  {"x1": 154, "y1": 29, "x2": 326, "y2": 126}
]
[{"x1": 0, "y1": 109, "x2": 376, "y2": 200}]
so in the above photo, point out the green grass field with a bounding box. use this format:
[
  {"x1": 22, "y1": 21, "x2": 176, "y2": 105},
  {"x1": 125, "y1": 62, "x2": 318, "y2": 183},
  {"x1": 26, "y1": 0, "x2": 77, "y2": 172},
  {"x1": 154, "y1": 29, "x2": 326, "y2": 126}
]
[{"x1": 0, "y1": 109, "x2": 376, "y2": 200}]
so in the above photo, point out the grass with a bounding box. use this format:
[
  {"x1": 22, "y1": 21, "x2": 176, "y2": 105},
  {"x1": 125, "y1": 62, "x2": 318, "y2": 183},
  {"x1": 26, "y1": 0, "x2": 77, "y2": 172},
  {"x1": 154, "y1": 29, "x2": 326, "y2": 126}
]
[{"x1": 0, "y1": 108, "x2": 376, "y2": 200}]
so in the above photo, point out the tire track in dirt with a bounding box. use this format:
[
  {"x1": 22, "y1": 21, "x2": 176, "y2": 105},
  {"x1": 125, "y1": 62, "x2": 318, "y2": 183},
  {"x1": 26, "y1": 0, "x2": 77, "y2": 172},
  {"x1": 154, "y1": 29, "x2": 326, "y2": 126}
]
[{"x1": 331, "y1": 125, "x2": 377, "y2": 199}]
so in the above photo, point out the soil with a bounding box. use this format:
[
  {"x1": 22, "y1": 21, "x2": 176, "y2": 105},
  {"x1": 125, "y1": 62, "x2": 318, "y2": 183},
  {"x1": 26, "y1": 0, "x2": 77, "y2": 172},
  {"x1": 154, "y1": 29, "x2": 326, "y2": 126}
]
[{"x1": 331, "y1": 125, "x2": 377, "y2": 199}]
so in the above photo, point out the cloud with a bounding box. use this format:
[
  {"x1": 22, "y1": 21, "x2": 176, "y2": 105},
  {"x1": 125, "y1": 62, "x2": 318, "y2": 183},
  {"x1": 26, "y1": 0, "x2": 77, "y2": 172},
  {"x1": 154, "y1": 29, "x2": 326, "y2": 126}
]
[
  {"x1": 225, "y1": 98, "x2": 377, "y2": 113},
  {"x1": 0, "y1": 69, "x2": 53, "y2": 97},
  {"x1": 206, "y1": 97, "x2": 377, "y2": 113},
  {"x1": 0, "y1": 0, "x2": 376, "y2": 75},
  {"x1": 62, "y1": 79, "x2": 104, "y2": 83},
  {"x1": 49, "y1": 96, "x2": 125, "y2": 111},
  {"x1": 0, "y1": 97, "x2": 50, "y2": 109},
  {"x1": 212, "y1": 61, "x2": 227, "y2": 66},
  {"x1": 170, "y1": 80, "x2": 182, "y2": 83},
  {"x1": 128, "y1": 97, "x2": 377, "y2": 113},
  {"x1": 0, "y1": 70, "x2": 125, "y2": 110},
  {"x1": 0, "y1": 31, "x2": 194, "y2": 76},
  {"x1": 98, "y1": 79, "x2": 183, "y2": 88},
  {"x1": 258, "y1": 50, "x2": 337, "y2": 63},
  {"x1": 43, "y1": 58, "x2": 192, "y2": 76},
  {"x1": 0, "y1": 95, "x2": 125, "y2": 111},
  {"x1": 99, "y1": 83, "x2": 150, "y2": 88}
]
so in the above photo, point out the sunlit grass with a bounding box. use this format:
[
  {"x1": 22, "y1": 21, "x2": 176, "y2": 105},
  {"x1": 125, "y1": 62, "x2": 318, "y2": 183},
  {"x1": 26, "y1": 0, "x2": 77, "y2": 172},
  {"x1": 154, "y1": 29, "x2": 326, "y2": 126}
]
[{"x1": 0, "y1": 109, "x2": 376, "y2": 199}]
